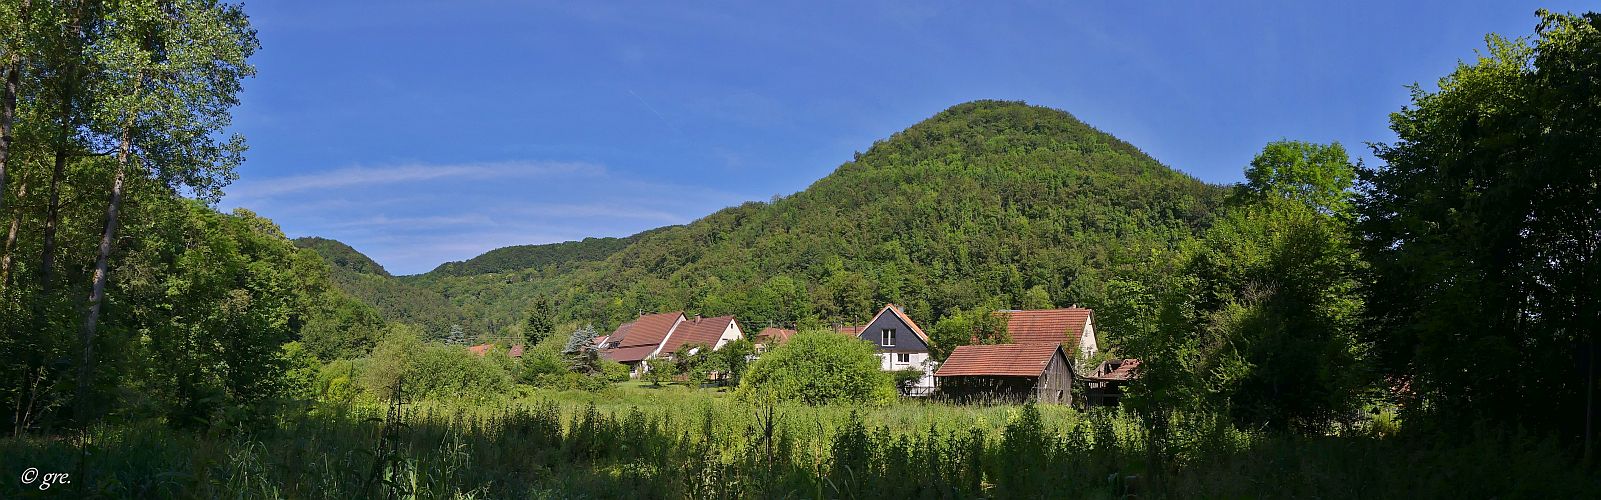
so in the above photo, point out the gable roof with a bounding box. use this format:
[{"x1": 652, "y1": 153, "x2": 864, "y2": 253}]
[
  {"x1": 601, "y1": 344, "x2": 658, "y2": 363},
  {"x1": 935, "y1": 344, "x2": 1067, "y2": 377},
  {"x1": 996, "y1": 308, "x2": 1093, "y2": 349},
  {"x1": 1087, "y1": 358, "x2": 1141, "y2": 381},
  {"x1": 864, "y1": 304, "x2": 931, "y2": 344},
  {"x1": 755, "y1": 327, "x2": 796, "y2": 344},
  {"x1": 610, "y1": 312, "x2": 684, "y2": 348},
  {"x1": 660, "y1": 315, "x2": 737, "y2": 354}
]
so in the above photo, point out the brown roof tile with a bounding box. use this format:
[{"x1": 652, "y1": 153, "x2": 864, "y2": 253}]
[
  {"x1": 996, "y1": 308, "x2": 1093, "y2": 349},
  {"x1": 935, "y1": 344, "x2": 1065, "y2": 377},
  {"x1": 600, "y1": 344, "x2": 658, "y2": 363},
  {"x1": 756, "y1": 327, "x2": 796, "y2": 344},
  {"x1": 610, "y1": 312, "x2": 683, "y2": 348},
  {"x1": 660, "y1": 316, "x2": 737, "y2": 354}
]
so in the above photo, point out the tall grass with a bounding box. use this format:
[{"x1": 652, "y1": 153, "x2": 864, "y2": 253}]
[{"x1": 2, "y1": 385, "x2": 1597, "y2": 498}]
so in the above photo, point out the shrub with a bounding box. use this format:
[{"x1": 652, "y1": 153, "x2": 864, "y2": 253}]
[
  {"x1": 600, "y1": 360, "x2": 631, "y2": 382},
  {"x1": 737, "y1": 330, "x2": 895, "y2": 405}
]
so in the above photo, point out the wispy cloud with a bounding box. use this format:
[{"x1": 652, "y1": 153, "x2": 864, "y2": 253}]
[
  {"x1": 229, "y1": 161, "x2": 605, "y2": 199},
  {"x1": 223, "y1": 159, "x2": 753, "y2": 274}
]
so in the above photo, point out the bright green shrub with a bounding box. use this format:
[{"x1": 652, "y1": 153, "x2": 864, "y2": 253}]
[{"x1": 737, "y1": 330, "x2": 895, "y2": 405}]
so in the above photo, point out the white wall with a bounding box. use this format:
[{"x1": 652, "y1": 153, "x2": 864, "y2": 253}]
[
  {"x1": 714, "y1": 321, "x2": 743, "y2": 349},
  {"x1": 879, "y1": 352, "x2": 934, "y2": 388}
]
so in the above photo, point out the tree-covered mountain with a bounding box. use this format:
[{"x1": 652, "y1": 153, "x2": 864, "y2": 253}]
[
  {"x1": 295, "y1": 237, "x2": 392, "y2": 277},
  {"x1": 424, "y1": 234, "x2": 647, "y2": 277},
  {"x1": 310, "y1": 101, "x2": 1226, "y2": 339}
]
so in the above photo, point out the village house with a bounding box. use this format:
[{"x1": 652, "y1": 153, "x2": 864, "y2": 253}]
[
  {"x1": 599, "y1": 312, "x2": 745, "y2": 377},
  {"x1": 934, "y1": 343, "x2": 1076, "y2": 404},
  {"x1": 996, "y1": 307, "x2": 1099, "y2": 358},
  {"x1": 842, "y1": 304, "x2": 936, "y2": 395}
]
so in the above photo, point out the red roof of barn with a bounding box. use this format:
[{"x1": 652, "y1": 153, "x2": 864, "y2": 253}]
[
  {"x1": 660, "y1": 316, "x2": 737, "y2": 354},
  {"x1": 996, "y1": 308, "x2": 1093, "y2": 349},
  {"x1": 935, "y1": 344, "x2": 1066, "y2": 377}
]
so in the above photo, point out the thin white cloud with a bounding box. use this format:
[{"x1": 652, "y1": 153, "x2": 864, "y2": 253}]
[{"x1": 228, "y1": 160, "x2": 605, "y2": 199}]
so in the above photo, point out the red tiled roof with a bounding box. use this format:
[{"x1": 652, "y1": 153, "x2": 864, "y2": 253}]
[
  {"x1": 660, "y1": 316, "x2": 737, "y2": 354},
  {"x1": 935, "y1": 344, "x2": 1065, "y2": 377},
  {"x1": 600, "y1": 344, "x2": 658, "y2": 363},
  {"x1": 468, "y1": 344, "x2": 492, "y2": 356},
  {"x1": 756, "y1": 327, "x2": 796, "y2": 344},
  {"x1": 996, "y1": 308, "x2": 1093, "y2": 349},
  {"x1": 508, "y1": 344, "x2": 525, "y2": 358},
  {"x1": 610, "y1": 312, "x2": 683, "y2": 348},
  {"x1": 604, "y1": 321, "x2": 636, "y2": 346},
  {"x1": 1087, "y1": 358, "x2": 1141, "y2": 381}
]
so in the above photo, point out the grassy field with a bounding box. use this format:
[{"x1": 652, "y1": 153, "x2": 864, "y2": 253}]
[{"x1": 4, "y1": 383, "x2": 1597, "y2": 498}]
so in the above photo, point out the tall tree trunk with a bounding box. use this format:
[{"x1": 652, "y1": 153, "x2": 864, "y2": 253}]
[
  {"x1": 0, "y1": 0, "x2": 29, "y2": 219},
  {"x1": 0, "y1": 179, "x2": 26, "y2": 286},
  {"x1": 73, "y1": 76, "x2": 138, "y2": 425},
  {"x1": 40, "y1": 0, "x2": 82, "y2": 293}
]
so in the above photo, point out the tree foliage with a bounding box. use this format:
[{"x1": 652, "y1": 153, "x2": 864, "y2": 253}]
[
  {"x1": 1357, "y1": 11, "x2": 1601, "y2": 440},
  {"x1": 737, "y1": 330, "x2": 895, "y2": 406}
]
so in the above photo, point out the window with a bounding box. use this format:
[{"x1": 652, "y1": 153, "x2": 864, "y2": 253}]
[
  {"x1": 880, "y1": 328, "x2": 897, "y2": 346},
  {"x1": 896, "y1": 353, "x2": 910, "y2": 363}
]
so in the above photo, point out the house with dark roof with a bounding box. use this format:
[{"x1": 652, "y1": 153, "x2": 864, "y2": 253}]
[
  {"x1": 995, "y1": 307, "x2": 1100, "y2": 358},
  {"x1": 842, "y1": 304, "x2": 936, "y2": 395},
  {"x1": 934, "y1": 344, "x2": 1076, "y2": 404},
  {"x1": 598, "y1": 312, "x2": 745, "y2": 377}
]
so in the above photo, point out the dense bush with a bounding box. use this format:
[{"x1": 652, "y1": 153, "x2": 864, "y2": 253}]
[{"x1": 737, "y1": 331, "x2": 895, "y2": 405}]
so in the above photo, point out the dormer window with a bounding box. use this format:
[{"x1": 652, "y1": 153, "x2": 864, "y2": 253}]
[{"x1": 880, "y1": 328, "x2": 897, "y2": 347}]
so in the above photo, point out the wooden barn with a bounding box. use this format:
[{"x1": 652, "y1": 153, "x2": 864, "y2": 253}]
[
  {"x1": 934, "y1": 344, "x2": 1076, "y2": 404},
  {"x1": 1084, "y1": 358, "x2": 1141, "y2": 407}
]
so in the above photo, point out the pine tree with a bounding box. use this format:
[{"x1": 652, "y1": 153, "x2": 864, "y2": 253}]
[{"x1": 524, "y1": 295, "x2": 555, "y2": 346}]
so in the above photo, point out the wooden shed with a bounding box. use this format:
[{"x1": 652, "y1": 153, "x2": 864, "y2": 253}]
[{"x1": 934, "y1": 344, "x2": 1075, "y2": 404}]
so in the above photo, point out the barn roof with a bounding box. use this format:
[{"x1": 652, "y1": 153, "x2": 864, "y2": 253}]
[
  {"x1": 935, "y1": 344, "x2": 1066, "y2": 377},
  {"x1": 1087, "y1": 358, "x2": 1141, "y2": 381},
  {"x1": 996, "y1": 308, "x2": 1094, "y2": 349}
]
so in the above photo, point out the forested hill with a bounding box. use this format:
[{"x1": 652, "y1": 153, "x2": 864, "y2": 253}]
[
  {"x1": 294, "y1": 237, "x2": 392, "y2": 277},
  {"x1": 424, "y1": 234, "x2": 645, "y2": 277},
  {"x1": 311, "y1": 100, "x2": 1227, "y2": 338}
]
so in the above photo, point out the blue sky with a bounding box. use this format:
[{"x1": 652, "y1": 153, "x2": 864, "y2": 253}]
[{"x1": 219, "y1": 1, "x2": 1584, "y2": 275}]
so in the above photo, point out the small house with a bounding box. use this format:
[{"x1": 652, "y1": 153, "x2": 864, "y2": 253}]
[
  {"x1": 934, "y1": 344, "x2": 1076, "y2": 404},
  {"x1": 599, "y1": 312, "x2": 746, "y2": 377},
  {"x1": 844, "y1": 304, "x2": 935, "y2": 395}
]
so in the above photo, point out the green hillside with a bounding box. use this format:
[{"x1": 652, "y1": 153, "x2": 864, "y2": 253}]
[
  {"x1": 311, "y1": 100, "x2": 1226, "y2": 338},
  {"x1": 424, "y1": 235, "x2": 640, "y2": 277}
]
